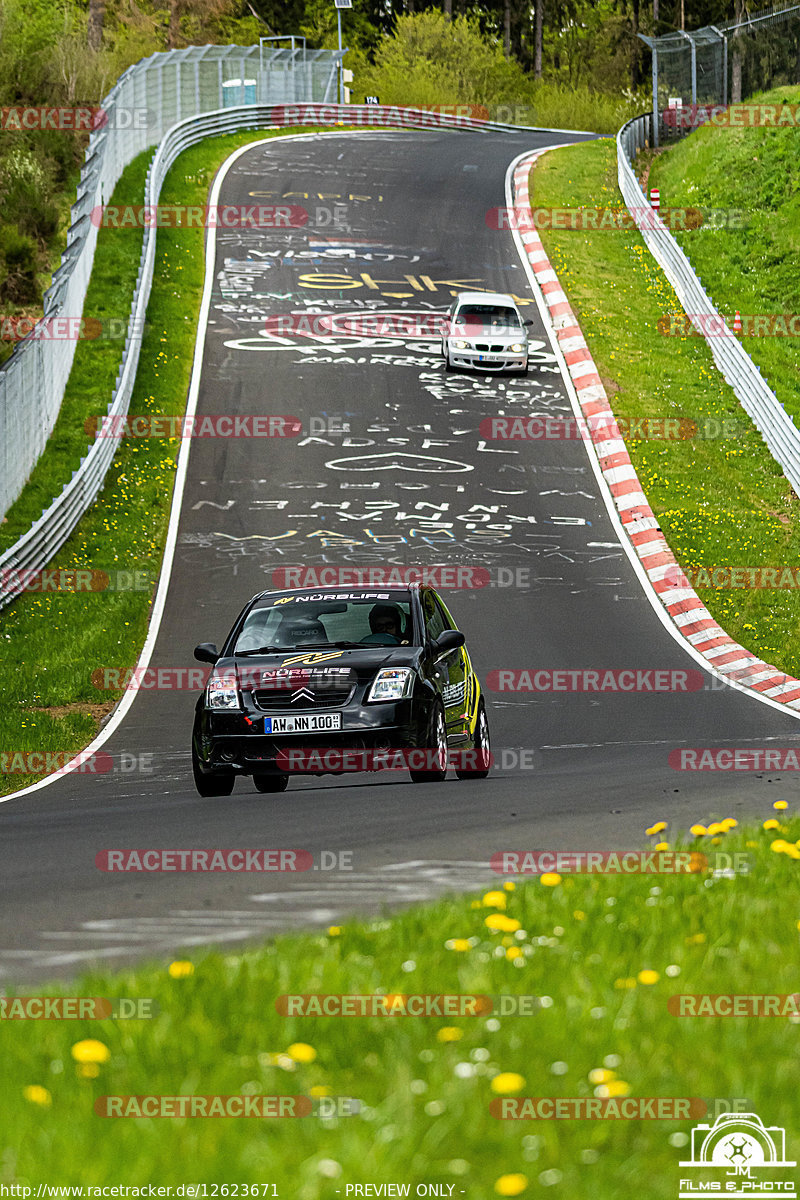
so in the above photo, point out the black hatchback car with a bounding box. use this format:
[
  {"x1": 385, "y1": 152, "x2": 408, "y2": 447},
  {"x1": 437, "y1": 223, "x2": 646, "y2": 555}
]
[{"x1": 191, "y1": 584, "x2": 490, "y2": 794}]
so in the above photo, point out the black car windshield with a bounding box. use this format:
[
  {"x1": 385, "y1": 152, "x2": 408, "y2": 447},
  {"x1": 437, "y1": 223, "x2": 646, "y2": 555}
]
[
  {"x1": 454, "y1": 304, "x2": 521, "y2": 333},
  {"x1": 233, "y1": 596, "x2": 415, "y2": 653}
]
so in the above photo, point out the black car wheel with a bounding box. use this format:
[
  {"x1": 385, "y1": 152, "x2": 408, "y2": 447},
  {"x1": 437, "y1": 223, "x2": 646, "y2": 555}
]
[
  {"x1": 192, "y1": 743, "x2": 235, "y2": 797},
  {"x1": 253, "y1": 774, "x2": 289, "y2": 794},
  {"x1": 455, "y1": 700, "x2": 491, "y2": 780},
  {"x1": 410, "y1": 703, "x2": 448, "y2": 783}
]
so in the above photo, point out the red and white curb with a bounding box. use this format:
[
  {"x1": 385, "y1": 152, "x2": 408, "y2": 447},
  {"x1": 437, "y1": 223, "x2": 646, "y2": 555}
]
[{"x1": 512, "y1": 149, "x2": 800, "y2": 710}]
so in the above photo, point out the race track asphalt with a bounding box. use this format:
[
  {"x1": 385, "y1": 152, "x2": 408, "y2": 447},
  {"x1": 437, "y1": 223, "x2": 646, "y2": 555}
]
[{"x1": 2, "y1": 127, "x2": 797, "y2": 983}]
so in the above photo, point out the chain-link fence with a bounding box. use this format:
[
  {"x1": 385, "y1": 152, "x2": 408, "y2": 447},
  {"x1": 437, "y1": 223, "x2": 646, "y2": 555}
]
[
  {"x1": 639, "y1": 1, "x2": 800, "y2": 144},
  {"x1": 0, "y1": 44, "x2": 342, "y2": 523}
]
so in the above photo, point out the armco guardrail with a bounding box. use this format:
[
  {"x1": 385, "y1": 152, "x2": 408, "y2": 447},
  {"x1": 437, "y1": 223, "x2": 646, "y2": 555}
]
[
  {"x1": 0, "y1": 101, "x2": 537, "y2": 611},
  {"x1": 617, "y1": 112, "x2": 800, "y2": 498},
  {"x1": 0, "y1": 45, "x2": 342, "y2": 525}
]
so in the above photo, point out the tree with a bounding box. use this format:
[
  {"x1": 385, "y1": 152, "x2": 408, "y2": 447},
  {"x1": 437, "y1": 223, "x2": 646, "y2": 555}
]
[{"x1": 88, "y1": 0, "x2": 105, "y2": 51}]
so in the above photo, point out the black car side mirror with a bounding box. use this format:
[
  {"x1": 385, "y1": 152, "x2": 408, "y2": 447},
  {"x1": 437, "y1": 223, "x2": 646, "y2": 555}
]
[
  {"x1": 434, "y1": 629, "x2": 466, "y2": 654},
  {"x1": 523, "y1": 318, "x2": 534, "y2": 326},
  {"x1": 194, "y1": 642, "x2": 219, "y2": 664}
]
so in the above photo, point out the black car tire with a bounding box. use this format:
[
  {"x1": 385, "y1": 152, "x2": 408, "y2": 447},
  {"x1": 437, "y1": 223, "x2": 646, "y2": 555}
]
[
  {"x1": 410, "y1": 702, "x2": 448, "y2": 783},
  {"x1": 192, "y1": 744, "x2": 235, "y2": 797},
  {"x1": 455, "y1": 700, "x2": 491, "y2": 780},
  {"x1": 253, "y1": 774, "x2": 289, "y2": 794}
]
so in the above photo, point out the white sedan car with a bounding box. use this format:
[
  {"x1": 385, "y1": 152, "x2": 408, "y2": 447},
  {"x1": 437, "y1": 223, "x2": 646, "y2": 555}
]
[{"x1": 441, "y1": 291, "x2": 532, "y2": 374}]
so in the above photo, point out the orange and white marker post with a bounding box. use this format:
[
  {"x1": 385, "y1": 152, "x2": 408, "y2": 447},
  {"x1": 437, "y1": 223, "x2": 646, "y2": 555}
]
[
  {"x1": 650, "y1": 188, "x2": 660, "y2": 213},
  {"x1": 733, "y1": 310, "x2": 742, "y2": 334}
]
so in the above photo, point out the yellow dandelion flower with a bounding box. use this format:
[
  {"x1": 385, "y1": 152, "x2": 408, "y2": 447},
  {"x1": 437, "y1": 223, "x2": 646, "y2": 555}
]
[
  {"x1": 540, "y1": 873, "x2": 561, "y2": 887},
  {"x1": 168, "y1": 960, "x2": 194, "y2": 978},
  {"x1": 654, "y1": 841, "x2": 670, "y2": 851},
  {"x1": 71, "y1": 1039, "x2": 110, "y2": 1065},
  {"x1": 597, "y1": 1079, "x2": 630, "y2": 1098},
  {"x1": 436, "y1": 1027, "x2": 463, "y2": 1043},
  {"x1": 503, "y1": 881, "x2": 516, "y2": 891},
  {"x1": 690, "y1": 824, "x2": 707, "y2": 836},
  {"x1": 494, "y1": 1175, "x2": 528, "y2": 1197},
  {"x1": 638, "y1": 969, "x2": 659, "y2": 985},
  {"x1": 23, "y1": 1085, "x2": 52, "y2": 1107},
  {"x1": 482, "y1": 890, "x2": 507, "y2": 909},
  {"x1": 588, "y1": 1068, "x2": 616, "y2": 1084},
  {"x1": 309, "y1": 1085, "x2": 332, "y2": 1097},
  {"x1": 506, "y1": 946, "x2": 523, "y2": 961},
  {"x1": 573, "y1": 910, "x2": 586, "y2": 920},
  {"x1": 491, "y1": 1072, "x2": 526, "y2": 1094},
  {"x1": 646, "y1": 822, "x2": 667, "y2": 835},
  {"x1": 614, "y1": 977, "x2": 637, "y2": 989},
  {"x1": 763, "y1": 820, "x2": 780, "y2": 830},
  {"x1": 446, "y1": 938, "x2": 473, "y2": 951},
  {"x1": 327, "y1": 926, "x2": 341, "y2": 936},
  {"x1": 485, "y1": 914, "x2": 521, "y2": 933},
  {"x1": 774, "y1": 801, "x2": 788, "y2": 810},
  {"x1": 77, "y1": 1063, "x2": 100, "y2": 1079},
  {"x1": 287, "y1": 1042, "x2": 317, "y2": 1064}
]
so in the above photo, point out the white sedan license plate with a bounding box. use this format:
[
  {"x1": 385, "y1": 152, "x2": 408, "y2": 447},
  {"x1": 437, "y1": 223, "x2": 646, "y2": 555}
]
[{"x1": 264, "y1": 713, "x2": 342, "y2": 734}]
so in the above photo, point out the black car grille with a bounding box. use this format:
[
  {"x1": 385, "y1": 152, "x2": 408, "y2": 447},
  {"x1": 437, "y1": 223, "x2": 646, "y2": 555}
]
[
  {"x1": 474, "y1": 343, "x2": 505, "y2": 352},
  {"x1": 252, "y1": 685, "x2": 354, "y2": 710}
]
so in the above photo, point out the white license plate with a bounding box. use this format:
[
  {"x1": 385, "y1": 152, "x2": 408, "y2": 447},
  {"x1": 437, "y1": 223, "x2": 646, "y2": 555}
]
[{"x1": 264, "y1": 713, "x2": 342, "y2": 734}]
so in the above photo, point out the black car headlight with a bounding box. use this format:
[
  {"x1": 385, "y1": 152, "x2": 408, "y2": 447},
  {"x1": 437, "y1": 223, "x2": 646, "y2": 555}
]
[
  {"x1": 206, "y1": 671, "x2": 241, "y2": 710},
  {"x1": 367, "y1": 668, "x2": 414, "y2": 703}
]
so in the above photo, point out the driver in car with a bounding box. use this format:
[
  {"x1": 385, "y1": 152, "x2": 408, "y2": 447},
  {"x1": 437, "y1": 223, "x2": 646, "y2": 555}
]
[{"x1": 362, "y1": 604, "x2": 408, "y2": 645}]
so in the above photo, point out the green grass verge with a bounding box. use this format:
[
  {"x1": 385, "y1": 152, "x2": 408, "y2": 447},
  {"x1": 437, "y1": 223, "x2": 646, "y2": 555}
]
[
  {"x1": 0, "y1": 126, "x2": 347, "y2": 796},
  {"x1": 650, "y1": 85, "x2": 800, "y2": 423},
  {"x1": 2, "y1": 815, "x2": 798, "y2": 1192},
  {"x1": 532, "y1": 137, "x2": 800, "y2": 678}
]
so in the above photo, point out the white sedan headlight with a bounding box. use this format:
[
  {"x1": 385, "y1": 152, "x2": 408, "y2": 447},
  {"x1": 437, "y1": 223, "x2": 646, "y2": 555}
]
[
  {"x1": 368, "y1": 668, "x2": 414, "y2": 702},
  {"x1": 508, "y1": 342, "x2": 526, "y2": 353},
  {"x1": 207, "y1": 671, "x2": 241, "y2": 709},
  {"x1": 452, "y1": 339, "x2": 469, "y2": 349}
]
